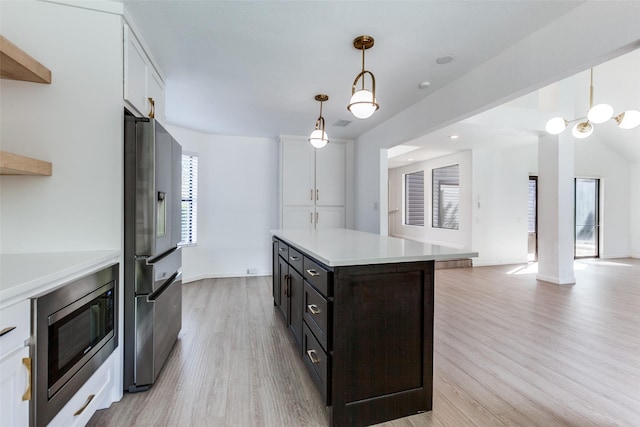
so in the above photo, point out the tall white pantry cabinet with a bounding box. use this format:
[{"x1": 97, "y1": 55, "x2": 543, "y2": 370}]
[{"x1": 279, "y1": 136, "x2": 347, "y2": 229}]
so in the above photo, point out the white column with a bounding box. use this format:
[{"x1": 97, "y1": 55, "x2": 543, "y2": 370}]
[{"x1": 537, "y1": 133, "x2": 576, "y2": 284}]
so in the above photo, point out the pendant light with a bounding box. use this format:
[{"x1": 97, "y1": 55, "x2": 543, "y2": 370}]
[
  {"x1": 309, "y1": 94, "x2": 329, "y2": 149},
  {"x1": 347, "y1": 35, "x2": 379, "y2": 119},
  {"x1": 545, "y1": 67, "x2": 639, "y2": 139}
]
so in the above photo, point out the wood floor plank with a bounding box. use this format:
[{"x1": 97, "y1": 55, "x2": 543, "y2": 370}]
[{"x1": 89, "y1": 258, "x2": 640, "y2": 426}]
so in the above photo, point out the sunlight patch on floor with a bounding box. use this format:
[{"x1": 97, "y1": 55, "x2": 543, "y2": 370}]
[{"x1": 506, "y1": 258, "x2": 633, "y2": 275}]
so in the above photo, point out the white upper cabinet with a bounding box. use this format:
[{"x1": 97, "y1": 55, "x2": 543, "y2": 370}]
[
  {"x1": 315, "y1": 142, "x2": 346, "y2": 207},
  {"x1": 279, "y1": 136, "x2": 348, "y2": 229},
  {"x1": 282, "y1": 139, "x2": 315, "y2": 206},
  {"x1": 123, "y1": 25, "x2": 165, "y2": 123}
]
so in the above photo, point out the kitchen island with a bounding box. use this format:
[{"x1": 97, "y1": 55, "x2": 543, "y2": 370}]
[{"x1": 271, "y1": 229, "x2": 477, "y2": 427}]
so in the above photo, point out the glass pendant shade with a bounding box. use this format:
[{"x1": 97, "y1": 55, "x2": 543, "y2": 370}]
[
  {"x1": 348, "y1": 89, "x2": 378, "y2": 119},
  {"x1": 545, "y1": 117, "x2": 568, "y2": 135},
  {"x1": 615, "y1": 110, "x2": 640, "y2": 129},
  {"x1": 309, "y1": 128, "x2": 329, "y2": 148},
  {"x1": 587, "y1": 103, "x2": 614, "y2": 124},
  {"x1": 572, "y1": 121, "x2": 593, "y2": 139}
]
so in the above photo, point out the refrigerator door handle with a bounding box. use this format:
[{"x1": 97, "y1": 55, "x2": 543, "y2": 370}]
[{"x1": 148, "y1": 271, "x2": 181, "y2": 302}]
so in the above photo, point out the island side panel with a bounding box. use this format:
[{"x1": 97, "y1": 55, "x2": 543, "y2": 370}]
[{"x1": 331, "y1": 261, "x2": 434, "y2": 427}]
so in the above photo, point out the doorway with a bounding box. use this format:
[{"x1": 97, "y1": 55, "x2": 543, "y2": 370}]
[{"x1": 575, "y1": 178, "x2": 600, "y2": 258}]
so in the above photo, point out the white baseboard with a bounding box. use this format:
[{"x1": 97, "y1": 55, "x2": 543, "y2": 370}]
[
  {"x1": 183, "y1": 271, "x2": 272, "y2": 284},
  {"x1": 536, "y1": 273, "x2": 576, "y2": 285}
]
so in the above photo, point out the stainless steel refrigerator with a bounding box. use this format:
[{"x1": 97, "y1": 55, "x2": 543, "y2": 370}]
[{"x1": 123, "y1": 114, "x2": 182, "y2": 392}]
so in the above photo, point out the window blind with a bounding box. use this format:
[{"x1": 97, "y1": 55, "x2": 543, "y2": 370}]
[
  {"x1": 405, "y1": 171, "x2": 424, "y2": 226},
  {"x1": 432, "y1": 164, "x2": 459, "y2": 230},
  {"x1": 181, "y1": 153, "x2": 198, "y2": 245}
]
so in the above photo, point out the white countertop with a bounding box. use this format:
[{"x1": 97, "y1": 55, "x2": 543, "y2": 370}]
[
  {"x1": 271, "y1": 229, "x2": 478, "y2": 267},
  {"x1": 0, "y1": 250, "x2": 121, "y2": 309}
]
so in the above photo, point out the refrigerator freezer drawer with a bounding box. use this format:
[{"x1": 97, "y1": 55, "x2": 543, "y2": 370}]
[
  {"x1": 134, "y1": 272, "x2": 182, "y2": 387},
  {"x1": 135, "y1": 247, "x2": 182, "y2": 294}
]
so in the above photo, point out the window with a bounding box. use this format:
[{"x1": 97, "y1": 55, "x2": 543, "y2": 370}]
[
  {"x1": 575, "y1": 178, "x2": 599, "y2": 258},
  {"x1": 432, "y1": 164, "x2": 459, "y2": 230},
  {"x1": 181, "y1": 153, "x2": 198, "y2": 245},
  {"x1": 404, "y1": 171, "x2": 424, "y2": 226}
]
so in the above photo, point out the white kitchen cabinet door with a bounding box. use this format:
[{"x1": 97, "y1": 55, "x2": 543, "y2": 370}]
[
  {"x1": 0, "y1": 346, "x2": 30, "y2": 427},
  {"x1": 315, "y1": 141, "x2": 346, "y2": 207},
  {"x1": 282, "y1": 206, "x2": 314, "y2": 230},
  {"x1": 281, "y1": 139, "x2": 315, "y2": 206},
  {"x1": 123, "y1": 26, "x2": 147, "y2": 116},
  {"x1": 315, "y1": 206, "x2": 345, "y2": 229}
]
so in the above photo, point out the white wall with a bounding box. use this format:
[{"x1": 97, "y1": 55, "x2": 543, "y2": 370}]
[
  {"x1": 388, "y1": 151, "x2": 472, "y2": 250},
  {"x1": 354, "y1": 2, "x2": 640, "y2": 235},
  {"x1": 0, "y1": 1, "x2": 123, "y2": 254},
  {"x1": 631, "y1": 163, "x2": 640, "y2": 258},
  {"x1": 471, "y1": 145, "x2": 536, "y2": 266},
  {"x1": 575, "y1": 138, "x2": 631, "y2": 258},
  {"x1": 388, "y1": 137, "x2": 633, "y2": 266},
  {"x1": 165, "y1": 125, "x2": 278, "y2": 282}
]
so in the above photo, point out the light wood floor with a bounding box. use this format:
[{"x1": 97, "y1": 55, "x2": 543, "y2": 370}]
[{"x1": 89, "y1": 258, "x2": 640, "y2": 426}]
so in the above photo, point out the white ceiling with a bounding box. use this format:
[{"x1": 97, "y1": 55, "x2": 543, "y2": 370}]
[
  {"x1": 388, "y1": 48, "x2": 640, "y2": 168},
  {"x1": 117, "y1": 1, "x2": 638, "y2": 166}
]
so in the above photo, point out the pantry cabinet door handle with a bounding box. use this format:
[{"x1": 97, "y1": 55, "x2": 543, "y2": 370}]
[
  {"x1": 306, "y1": 349, "x2": 321, "y2": 364},
  {"x1": 310, "y1": 212, "x2": 313, "y2": 223},
  {"x1": 21, "y1": 357, "x2": 31, "y2": 401},
  {"x1": 316, "y1": 189, "x2": 319, "y2": 201},
  {"x1": 73, "y1": 394, "x2": 95, "y2": 416},
  {"x1": 310, "y1": 189, "x2": 313, "y2": 201},
  {"x1": 306, "y1": 269, "x2": 320, "y2": 277},
  {"x1": 0, "y1": 326, "x2": 16, "y2": 337},
  {"x1": 307, "y1": 304, "x2": 321, "y2": 315},
  {"x1": 148, "y1": 97, "x2": 155, "y2": 118},
  {"x1": 289, "y1": 256, "x2": 300, "y2": 261}
]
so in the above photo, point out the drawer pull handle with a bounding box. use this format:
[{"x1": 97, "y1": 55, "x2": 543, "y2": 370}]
[
  {"x1": 21, "y1": 357, "x2": 31, "y2": 401},
  {"x1": 307, "y1": 304, "x2": 321, "y2": 315},
  {"x1": 74, "y1": 394, "x2": 95, "y2": 416},
  {"x1": 306, "y1": 269, "x2": 320, "y2": 277},
  {"x1": 279, "y1": 247, "x2": 286, "y2": 252},
  {"x1": 306, "y1": 349, "x2": 321, "y2": 364},
  {"x1": 289, "y1": 256, "x2": 300, "y2": 261},
  {"x1": 0, "y1": 326, "x2": 17, "y2": 337}
]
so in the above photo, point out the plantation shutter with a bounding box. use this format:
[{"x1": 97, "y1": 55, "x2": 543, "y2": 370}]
[
  {"x1": 181, "y1": 153, "x2": 198, "y2": 245},
  {"x1": 405, "y1": 171, "x2": 424, "y2": 226}
]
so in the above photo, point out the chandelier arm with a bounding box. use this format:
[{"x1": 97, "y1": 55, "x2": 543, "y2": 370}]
[{"x1": 589, "y1": 68, "x2": 594, "y2": 110}]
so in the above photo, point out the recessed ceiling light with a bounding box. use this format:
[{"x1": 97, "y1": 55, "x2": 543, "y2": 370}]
[
  {"x1": 407, "y1": 158, "x2": 414, "y2": 161},
  {"x1": 418, "y1": 81, "x2": 431, "y2": 89},
  {"x1": 436, "y1": 55, "x2": 454, "y2": 65},
  {"x1": 449, "y1": 134, "x2": 459, "y2": 140}
]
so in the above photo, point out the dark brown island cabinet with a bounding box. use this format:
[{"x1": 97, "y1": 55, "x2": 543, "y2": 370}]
[{"x1": 271, "y1": 229, "x2": 477, "y2": 427}]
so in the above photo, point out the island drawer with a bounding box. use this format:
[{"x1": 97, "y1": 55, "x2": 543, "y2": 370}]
[
  {"x1": 288, "y1": 247, "x2": 303, "y2": 274},
  {"x1": 302, "y1": 323, "x2": 330, "y2": 405},
  {"x1": 277, "y1": 240, "x2": 288, "y2": 259},
  {"x1": 303, "y1": 282, "x2": 331, "y2": 351},
  {"x1": 303, "y1": 257, "x2": 332, "y2": 297}
]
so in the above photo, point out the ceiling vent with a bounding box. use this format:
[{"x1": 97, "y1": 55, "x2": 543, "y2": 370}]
[{"x1": 332, "y1": 119, "x2": 352, "y2": 127}]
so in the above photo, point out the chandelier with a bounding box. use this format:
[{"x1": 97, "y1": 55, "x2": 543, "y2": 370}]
[{"x1": 546, "y1": 68, "x2": 640, "y2": 139}]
